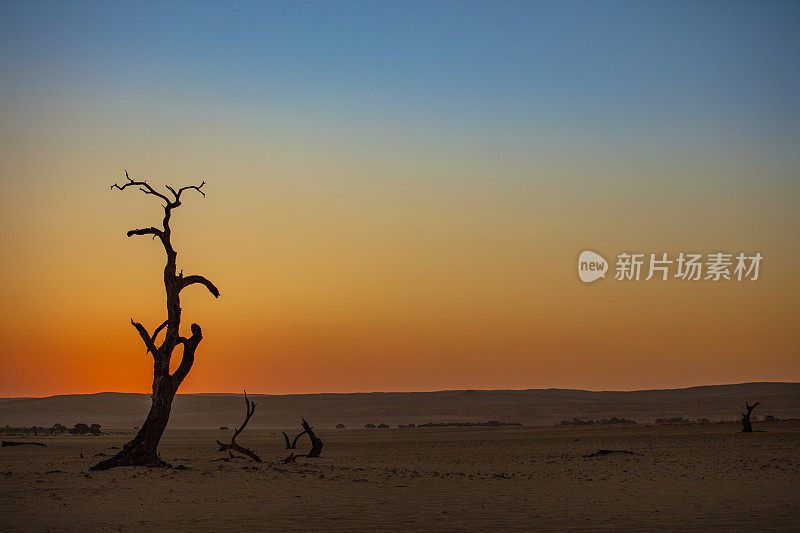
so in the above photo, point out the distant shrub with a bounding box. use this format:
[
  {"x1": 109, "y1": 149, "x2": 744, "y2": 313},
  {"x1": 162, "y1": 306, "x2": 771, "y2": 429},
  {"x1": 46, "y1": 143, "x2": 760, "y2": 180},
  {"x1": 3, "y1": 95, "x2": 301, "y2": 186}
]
[
  {"x1": 69, "y1": 423, "x2": 102, "y2": 435},
  {"x1": 655, "y1": 417, "x2": 691, "y2": 424},
  {"x1": 364, "y1": 423, "x2": 376, "y2": 429},
  {"x1": 219, "y1": 426, "x2": 230, "y2": 431},
  {"x1": 415, "y1": 421, "x2": 522, "y2": 428},
  {"x1": 558, "y1": 417, "x2": 636, "y2": 426},
  {"x1": 377, "y1": 423, "x2": 389, "y2": 429},
  {"x1": 336, "y1": 424, "x2": 345, "y2": 429}
]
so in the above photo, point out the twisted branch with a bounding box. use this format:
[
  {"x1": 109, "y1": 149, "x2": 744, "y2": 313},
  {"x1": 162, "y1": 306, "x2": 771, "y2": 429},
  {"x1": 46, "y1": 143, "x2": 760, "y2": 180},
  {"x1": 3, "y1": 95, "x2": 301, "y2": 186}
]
[
  {"x1": 180, "y1": 274, "x2": 220, "y2": 298},
  {"x1": 282, "y1": 430, "x2": 307, "y2": 449},
  {"x1": 216, "y1": 390, "x2": 262, "y2": 462},
  {"x1": 111, "y1": 170, "x2": 173, "y2": 206}
]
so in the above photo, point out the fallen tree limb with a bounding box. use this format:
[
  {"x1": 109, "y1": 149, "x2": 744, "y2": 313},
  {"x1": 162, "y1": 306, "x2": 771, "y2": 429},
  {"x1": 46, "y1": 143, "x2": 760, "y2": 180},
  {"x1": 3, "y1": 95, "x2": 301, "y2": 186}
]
[
  {"x1": 2, "y1": 441, "x2": 47, "y2": 447},
  {"x1": 583, "y1": 449, "x2": 642, "y2": 458},
  {"x1": 215, "y1": 390, "x2": 262, "y2": 463},
  {"x1": 282, "y1": 430, "x2": 306, "y2": 449},
  {"x1": 283, "y1": 418, "x2": 323, "y2": 463}
]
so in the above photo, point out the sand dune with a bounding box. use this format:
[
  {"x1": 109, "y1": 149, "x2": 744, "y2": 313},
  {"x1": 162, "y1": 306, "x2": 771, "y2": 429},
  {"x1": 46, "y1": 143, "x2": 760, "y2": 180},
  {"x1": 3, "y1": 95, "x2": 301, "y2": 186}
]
[{"x1": 1, "y1": 382, "x2": 797, "y2": 429}]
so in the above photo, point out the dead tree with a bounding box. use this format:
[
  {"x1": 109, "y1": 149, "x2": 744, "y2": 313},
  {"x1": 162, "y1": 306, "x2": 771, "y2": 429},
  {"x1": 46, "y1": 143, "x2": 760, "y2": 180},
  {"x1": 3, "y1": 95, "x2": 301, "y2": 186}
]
[
  {"x1": 741, "y1": 401, "x2": 760, "y2": 433},
  {"x1": 216, "y1": 391, "x2": 262, "y2": 462},
  {"x1": 91, "y1": 172, "x2": 219, "y2": 471},
  {"x1": 283, "y1": 418, "x2": 324, "y2": 463}
]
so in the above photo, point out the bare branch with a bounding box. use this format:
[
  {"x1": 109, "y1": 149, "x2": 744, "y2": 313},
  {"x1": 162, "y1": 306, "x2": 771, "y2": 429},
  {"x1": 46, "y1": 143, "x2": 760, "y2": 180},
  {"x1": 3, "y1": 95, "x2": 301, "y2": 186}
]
[
  {"x1": 282, "y1": 430, "x2": 307, "y2": 449},
  {"x1": 232, "y1": 391, "x2": 255, "y2": 441},
  {"x1": 151, "y1": 319, "x2": 168, "y2": 345},
  {"x1": 126, "y1": 227, "x2": 163, "y2": 239},
  {"x1": 165, "y1": 184, "x2": 179, "y2": 200},
  {"x1": 130, "y1": 319, "x2": 158, "y2": 355},
  {"x1": 110, "y1": 170, "x2": 173, "y2": 206},
  {"x1": 177, "y1": 181, "x2": 206, "y2": 199},
  {"x1": 172, "y1": 323, "x2": 202, "y2": 383},
  {"x1": 282, "y1": 418, "x2": 324, "y2": 463},
  {"x1": 216, "y1": 390, "x2": 261, "y2": 462},
  {"x1": 180, "y1": 275, "x2": 220, "y2": 298}
]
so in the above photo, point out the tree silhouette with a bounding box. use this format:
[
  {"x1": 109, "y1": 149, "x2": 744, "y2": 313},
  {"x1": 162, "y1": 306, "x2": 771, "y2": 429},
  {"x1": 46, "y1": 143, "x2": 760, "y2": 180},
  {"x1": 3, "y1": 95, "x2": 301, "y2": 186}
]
[
  {"x1": 91, "y1": 172, "x2": 219, "y2": 470},
  {"x1": 741, "y1": 401, "x2": 760, "y2": 433}
]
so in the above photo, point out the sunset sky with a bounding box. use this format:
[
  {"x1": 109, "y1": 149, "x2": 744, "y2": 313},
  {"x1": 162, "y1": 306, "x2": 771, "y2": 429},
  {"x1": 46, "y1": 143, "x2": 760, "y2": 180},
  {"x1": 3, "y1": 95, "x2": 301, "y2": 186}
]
[{"x1": 1, "y1": 2, "x2": 798, "y2": 396}]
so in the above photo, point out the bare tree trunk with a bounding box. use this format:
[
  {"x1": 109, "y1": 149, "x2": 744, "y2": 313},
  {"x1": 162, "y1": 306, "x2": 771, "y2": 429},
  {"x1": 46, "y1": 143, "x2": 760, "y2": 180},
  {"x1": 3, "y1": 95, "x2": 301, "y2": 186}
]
[
  {"x1": 93, "y1": 378, "x2": 177, "y2": 469},
  {"x1": 741, "y1": 401, "x2": 760, "y2": 433},
  {"x1": 91, "y1": 173, "x2": 219, "y2": 471}
]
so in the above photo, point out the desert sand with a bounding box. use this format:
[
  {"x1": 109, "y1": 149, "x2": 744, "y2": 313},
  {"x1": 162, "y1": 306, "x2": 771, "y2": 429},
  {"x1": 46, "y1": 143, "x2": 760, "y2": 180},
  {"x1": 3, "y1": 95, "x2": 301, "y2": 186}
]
[{"x1": 2, "y1": 420, "x2": 798, "y2": 531}]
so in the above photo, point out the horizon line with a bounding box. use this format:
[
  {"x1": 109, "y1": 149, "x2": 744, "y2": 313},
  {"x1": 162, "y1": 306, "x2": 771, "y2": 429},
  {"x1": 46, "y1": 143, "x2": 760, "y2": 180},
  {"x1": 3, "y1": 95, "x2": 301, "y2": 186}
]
[{"x1": 3, "y1": 381, "x2": 797, "y2": 400}]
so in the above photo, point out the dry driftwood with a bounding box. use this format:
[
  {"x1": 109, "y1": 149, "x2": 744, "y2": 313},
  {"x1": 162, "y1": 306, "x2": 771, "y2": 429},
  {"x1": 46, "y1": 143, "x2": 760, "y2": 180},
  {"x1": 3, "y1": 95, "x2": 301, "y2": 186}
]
[
  {"x1": 2, "y1": 441, "x2": 47, "y2": 447},
  {"x1": 283, "y1": 419, "x2": 324, "y2": 463},
  {"x1": 583, "y1": 449, "x2": 642, "y2": 458},
  {"x1": 282, "y1": 430, "x2": 305, "y2": 449},
  {"x1": 216, "y1": 391, "x2": 262, "y2": 463}
]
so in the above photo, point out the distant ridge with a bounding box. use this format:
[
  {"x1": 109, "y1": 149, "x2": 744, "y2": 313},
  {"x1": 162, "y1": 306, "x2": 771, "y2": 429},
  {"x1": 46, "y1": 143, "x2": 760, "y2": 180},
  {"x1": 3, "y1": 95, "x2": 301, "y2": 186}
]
[{"x1": 1, "y1": 382, "x2": 797, "y2": 429}]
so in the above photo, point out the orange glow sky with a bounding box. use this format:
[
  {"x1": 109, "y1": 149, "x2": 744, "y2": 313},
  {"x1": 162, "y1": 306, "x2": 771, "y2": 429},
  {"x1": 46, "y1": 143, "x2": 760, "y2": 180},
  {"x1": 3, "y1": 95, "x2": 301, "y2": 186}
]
[{"x1": 1, "y1": 3, "x2": 798, "y2": 396}]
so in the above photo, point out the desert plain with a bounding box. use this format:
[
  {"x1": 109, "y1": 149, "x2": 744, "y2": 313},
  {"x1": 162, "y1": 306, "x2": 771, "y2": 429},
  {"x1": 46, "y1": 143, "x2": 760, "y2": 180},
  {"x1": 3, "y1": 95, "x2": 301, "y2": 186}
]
[{"x1": 1, "y1": 384, "x2": 798, "y2": 531}]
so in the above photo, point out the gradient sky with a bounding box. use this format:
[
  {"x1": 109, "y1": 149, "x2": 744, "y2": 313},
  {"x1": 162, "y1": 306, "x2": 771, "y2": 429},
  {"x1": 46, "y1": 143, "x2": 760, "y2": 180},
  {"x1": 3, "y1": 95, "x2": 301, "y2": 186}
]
[{"x1": 1, "y1": 1, "x2": 798, "y2": 396}]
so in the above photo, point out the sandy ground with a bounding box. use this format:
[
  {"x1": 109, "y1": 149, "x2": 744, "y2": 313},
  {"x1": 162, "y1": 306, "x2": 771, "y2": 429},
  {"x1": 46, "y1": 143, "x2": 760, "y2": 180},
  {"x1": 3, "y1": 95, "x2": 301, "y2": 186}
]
[{"x1": 1, "y1": 422, "x2": 798, "y2": 531}]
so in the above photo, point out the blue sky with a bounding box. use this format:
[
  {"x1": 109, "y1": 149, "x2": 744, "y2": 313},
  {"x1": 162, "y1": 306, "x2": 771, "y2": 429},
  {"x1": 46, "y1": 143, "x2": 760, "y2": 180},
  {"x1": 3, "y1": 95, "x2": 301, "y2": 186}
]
[{"x1": 2, "y1": 1, "x2": 799, "y2": 157}]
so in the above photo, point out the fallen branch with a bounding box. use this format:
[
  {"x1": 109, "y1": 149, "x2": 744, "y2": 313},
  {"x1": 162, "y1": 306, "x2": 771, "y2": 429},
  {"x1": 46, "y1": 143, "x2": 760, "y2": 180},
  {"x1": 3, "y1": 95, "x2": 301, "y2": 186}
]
[
  {"x1": 583, "y1": 449, "x2": 642, "y2": 458},
  {"x1": 215, "y1": 390, "x2": 262, "y2": 463},
  {"x1": 282, "y1": 418, "x2": 324, "y2": 463},
  {"x1": 282, "y1": 430, "x2": 306, "y2": 449}
]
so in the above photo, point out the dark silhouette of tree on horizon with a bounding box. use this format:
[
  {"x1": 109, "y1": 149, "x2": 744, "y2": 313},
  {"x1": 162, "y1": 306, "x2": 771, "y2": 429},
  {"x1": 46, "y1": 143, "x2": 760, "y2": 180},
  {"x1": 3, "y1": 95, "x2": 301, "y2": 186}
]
[
  {"x1": 741, "y1": 401, "x2": 760, "y2": 433},
  {"x1": 91, "y1": 172, "x2": 219, "y2": 471}
]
